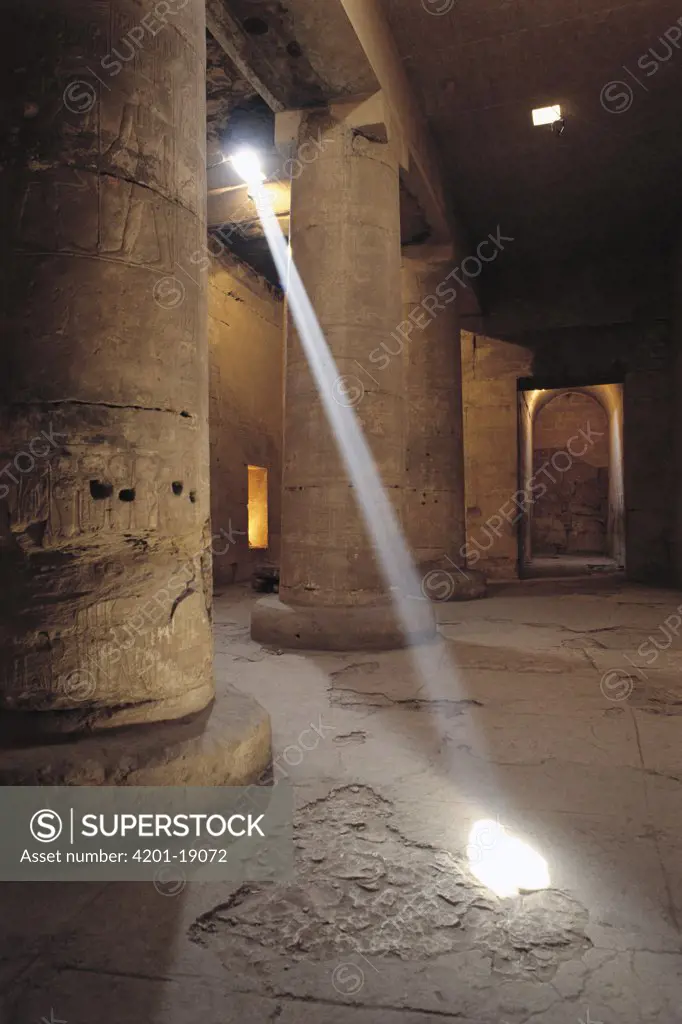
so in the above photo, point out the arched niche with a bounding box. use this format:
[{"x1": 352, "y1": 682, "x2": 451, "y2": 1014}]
[{"x1": 518, "y1": 383, "x2": 625, "y2": 571}]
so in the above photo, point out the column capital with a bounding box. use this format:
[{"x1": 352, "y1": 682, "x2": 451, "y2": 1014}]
[{"x1": 275, "y1": 90, "x2": 409, "y2": 168}]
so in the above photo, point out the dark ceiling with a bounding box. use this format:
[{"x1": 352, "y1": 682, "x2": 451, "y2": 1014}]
[
  {"x1": 208, "y1": 0, "x2": 682, "y2": 313},
  {"x1": 380, "y1": 0, "x2": 682, "y2": 291}
]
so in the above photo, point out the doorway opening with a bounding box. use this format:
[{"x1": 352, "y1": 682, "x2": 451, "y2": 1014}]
[
  {"x1": 247, "y1": 465, "x2": 269, "y2": 550},
  {"x1": 518, "y1": 383, "x2": 625, "y2": 579}
]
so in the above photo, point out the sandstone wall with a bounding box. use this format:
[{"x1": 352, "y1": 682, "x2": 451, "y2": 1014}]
[
  {"x1": 532, "y1": 393, "x2": 609, "y2": 556},
  {"x1": 461, "y1": 322, "x2": 673, "y2": 584},
  {"x1": 461, "y1": 332, "x2": 531, "y2": 579},
  {"x1": 208, "y1": 252, "x2": 284, "y2": 585}
]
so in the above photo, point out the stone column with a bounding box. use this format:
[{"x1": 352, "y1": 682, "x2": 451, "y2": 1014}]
[
  {"x1": 251, "y1": 112, "x2": 434, "y2": 650},
  {"x1": 401, "y1": 254, "x2": 485, "y2": 600},
  {"x1": 0, "y1": 1, "x2": 216, "y2": 754}
]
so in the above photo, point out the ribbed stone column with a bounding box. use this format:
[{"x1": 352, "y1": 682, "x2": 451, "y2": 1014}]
[
  {"x1": 402, "y1": 254, "x2": 485, "y2": 600},
  {"x1": 252, "y1": 112, "x2": 434, "y2": 649},
  {"x1": 0, "y1": 0, "x2": 214, "y2": 737}
]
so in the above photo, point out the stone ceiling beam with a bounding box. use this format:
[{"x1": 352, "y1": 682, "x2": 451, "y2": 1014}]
[
  {"x1": 338, "y1": 0, "x2": 472, "y2": 264},
  {"x1": 208, "y1": 0, "x2": 479, "y2": 310},
  {"x1": 205, "y1": 0, "x2": 287, "y2": 111}
]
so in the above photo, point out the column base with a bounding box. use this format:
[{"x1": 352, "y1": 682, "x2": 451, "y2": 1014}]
[
  {"x1": 0, "y1": 683, "x2": 216, "y2": 741},
  {"x1": 0, "y1": 685, "x2": 271, "y2": 787},
  {"x1": 251, "y1": 595, "x2": 436, "y2": 651},
  {"x1": 419, "y1": 562, "x2": 487, "y2": 601}
]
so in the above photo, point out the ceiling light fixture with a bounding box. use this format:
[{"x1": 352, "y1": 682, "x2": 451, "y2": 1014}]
[{"x1": 531, "y1": 104, "x2": 562, "y2": 127}]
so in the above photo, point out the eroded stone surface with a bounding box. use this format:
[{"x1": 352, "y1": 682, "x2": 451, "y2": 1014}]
[
  {"x1": 191, "y1": 786, "x2": 590, "y2": 979},
  {"x1": 0, "y1": 0, "x2": 213, "y2": 732},
  {"x1": 629, "y1": 682, "x2": 682, "y2": 716},
  {"x1": 3, "y1": 583, "x2": 682, "y2": 1022}
]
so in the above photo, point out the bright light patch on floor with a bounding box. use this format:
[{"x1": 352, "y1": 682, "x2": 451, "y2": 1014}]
[
  {"x1": 531, "y1": 104, "x2": 562, "y2": 126},
  {"x1": 248, "y1": 465, "x2": 268, "y2": 549},
  {"x1": 467, "y1": 820, "x2": 550, "y2": 898}
]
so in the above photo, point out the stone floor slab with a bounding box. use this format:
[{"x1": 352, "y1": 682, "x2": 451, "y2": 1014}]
[{"x1": 3, "y1": 579, "x2": 682, "y2": 1024}]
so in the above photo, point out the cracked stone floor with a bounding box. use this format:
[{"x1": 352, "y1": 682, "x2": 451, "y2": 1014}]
[{"x1": 3, "y1": 575, "x2": 682, "y2": 1023}]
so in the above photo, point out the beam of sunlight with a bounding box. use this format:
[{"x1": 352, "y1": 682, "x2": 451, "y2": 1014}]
[
  {"x1": 250, "y1": 179, "x2": 435, "y2": 649},
  {"x1": 467, "y1": 820, "x2": 550, "y2": 898},
  {"x1": 249, "y1": 174, "x2": 495, "y2": 839}
]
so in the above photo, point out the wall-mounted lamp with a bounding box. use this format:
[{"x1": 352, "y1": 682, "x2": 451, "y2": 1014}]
[
  {"x1": 531, "y1": 104, "x2": 565, "y2": 137},
  {"x1": 531, "y1": 104, "x2": 562, "y2": 126}
]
